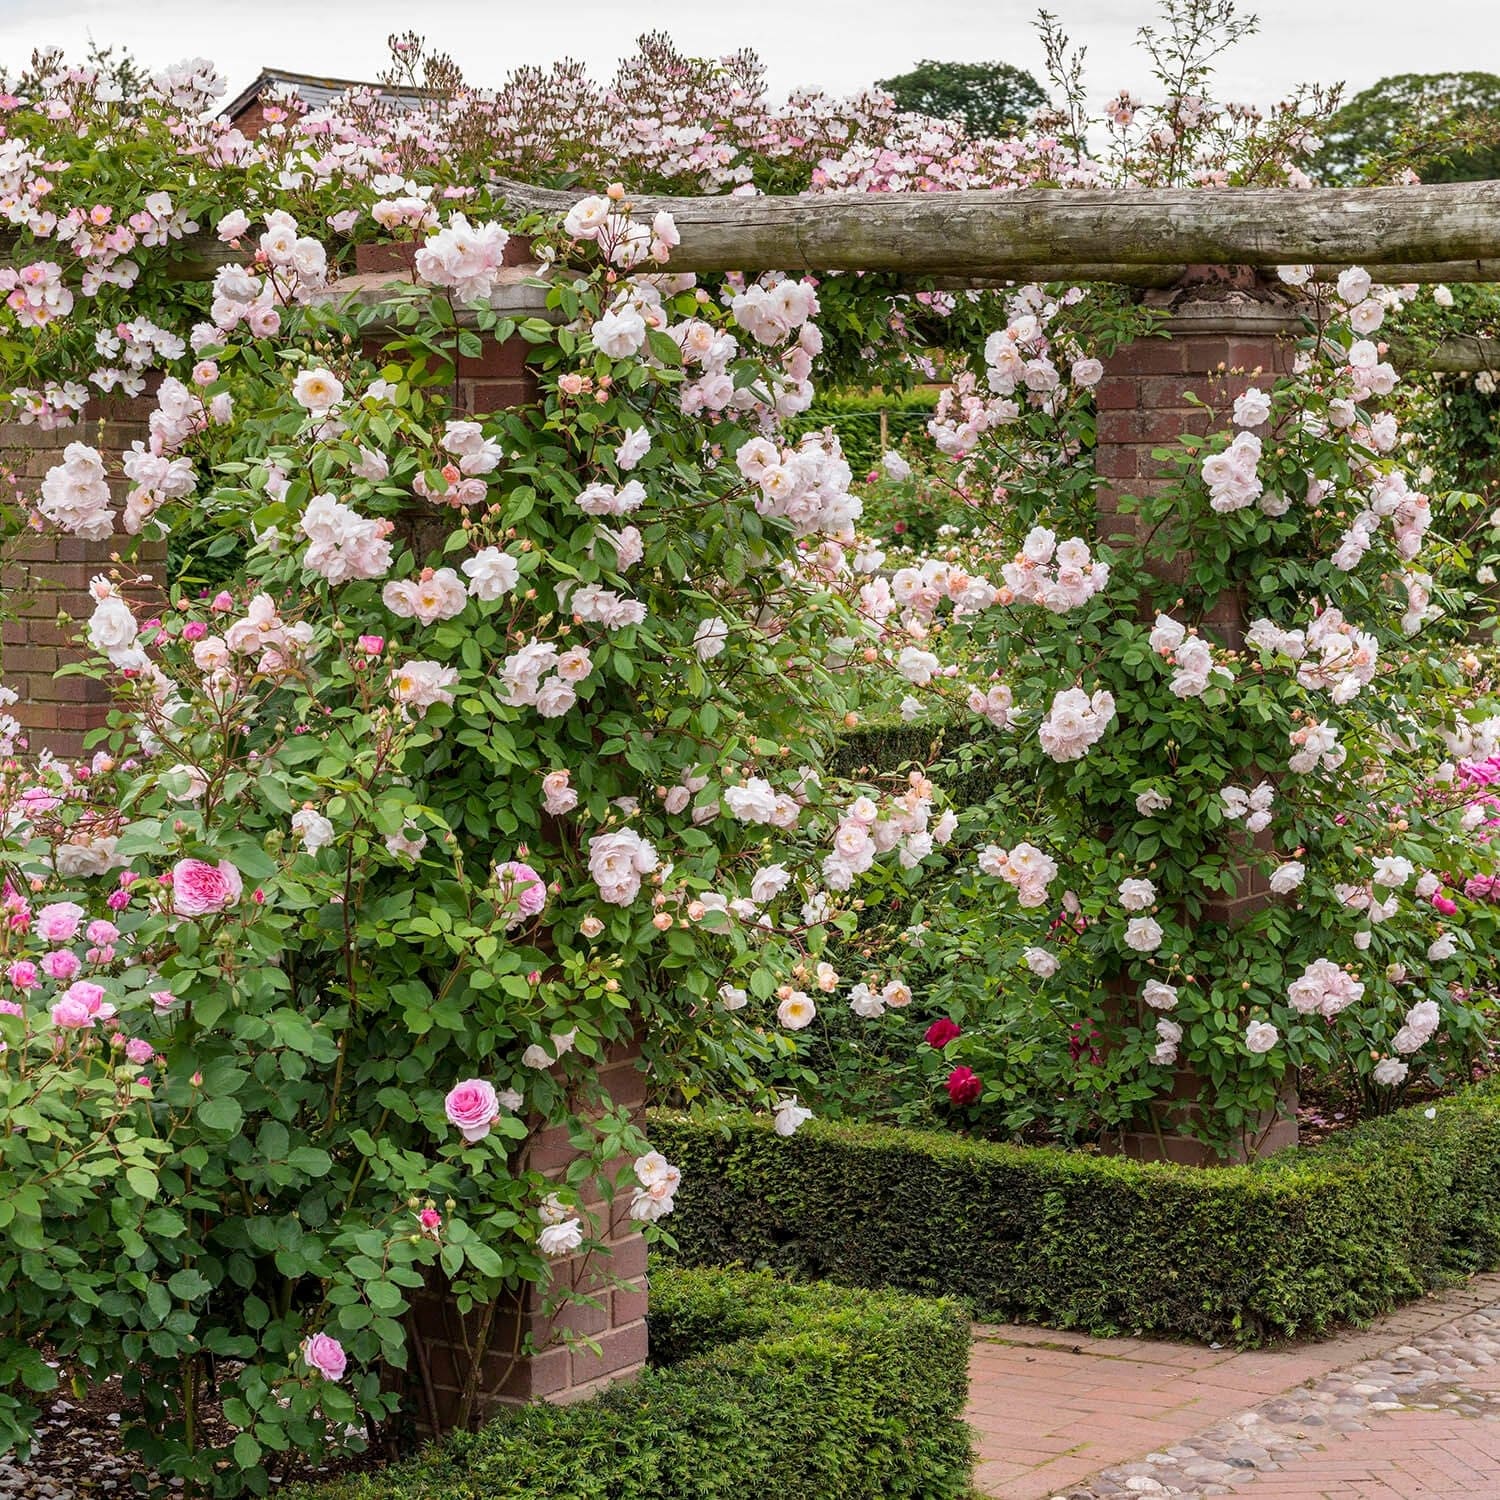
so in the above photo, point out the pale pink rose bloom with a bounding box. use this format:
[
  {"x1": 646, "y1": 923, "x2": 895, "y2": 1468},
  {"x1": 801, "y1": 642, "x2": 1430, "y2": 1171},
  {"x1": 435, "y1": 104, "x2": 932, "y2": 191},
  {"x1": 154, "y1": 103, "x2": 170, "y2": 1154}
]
[
  {"x1": 301, "y1": 1332, "x2": 347, "y2": 1381},
  {"x1": 35, "y1": 901, "x2": 85, "y2": 943},
  {"x1": 42, "y1": 949, "x2": 81, "y2": 982},
  {"x1": 496, "y1": 861, "x2": 546, "y2": 926},
  {"x1": 172, "y1": 859, "x2": 243, "y2": 917},
  {"x1": 445, "y1": 1078, "x2": 502, "y2": 1142}
]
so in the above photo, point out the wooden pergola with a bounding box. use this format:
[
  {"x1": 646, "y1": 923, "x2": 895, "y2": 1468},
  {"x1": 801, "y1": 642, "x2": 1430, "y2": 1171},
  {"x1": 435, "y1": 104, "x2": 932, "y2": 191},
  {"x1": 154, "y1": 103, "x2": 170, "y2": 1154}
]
[{"x1": 6, "y1": 179, "x2": 1491, "y2": 369}]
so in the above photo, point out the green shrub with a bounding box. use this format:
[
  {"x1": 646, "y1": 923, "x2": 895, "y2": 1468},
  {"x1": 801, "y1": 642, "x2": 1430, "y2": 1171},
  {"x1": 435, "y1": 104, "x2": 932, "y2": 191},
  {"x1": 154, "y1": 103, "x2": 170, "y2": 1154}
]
[
  {"x1": 650, "y1": 1086, "x2": 1500, "y2": 1346},
  {"x1": 294, "y1": 1265, "x2": 973, "y2": 1500},
  {"x1": 789, "y1": 390, "x2": 942, "y2": 474}
]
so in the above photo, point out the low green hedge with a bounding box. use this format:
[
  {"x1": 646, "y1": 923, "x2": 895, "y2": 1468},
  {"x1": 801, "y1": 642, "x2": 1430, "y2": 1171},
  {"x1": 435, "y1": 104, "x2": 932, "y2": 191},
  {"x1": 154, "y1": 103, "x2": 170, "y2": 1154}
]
[
  {"x1": 789, "y1": 390, "x2": 942, "y2": 473},
  {"x1": 295, "y1": 1266, "x2": 972, "y2": 1500},
  {"x1": 650, "y1": 1085, "x2": 1500, "y2": 1346}
]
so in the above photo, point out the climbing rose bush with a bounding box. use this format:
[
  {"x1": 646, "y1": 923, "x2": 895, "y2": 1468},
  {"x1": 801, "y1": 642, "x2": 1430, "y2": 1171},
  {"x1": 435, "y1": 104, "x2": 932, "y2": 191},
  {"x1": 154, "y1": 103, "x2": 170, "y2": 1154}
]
[
  {"x1": 845, "y1": 273, "x2": 1497, "y2": 1148},
  {"x1": 0, "y1": 173, "x2": 964, "y2": 1489}
]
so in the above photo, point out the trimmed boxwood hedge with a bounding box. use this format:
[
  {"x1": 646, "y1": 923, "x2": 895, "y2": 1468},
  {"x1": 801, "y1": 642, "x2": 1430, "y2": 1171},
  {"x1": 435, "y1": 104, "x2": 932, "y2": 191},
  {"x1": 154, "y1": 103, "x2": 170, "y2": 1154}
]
[
  {"x1": 789, "y1": 390, "x2": 942, "y2": 474},
  {"x1": 294, "y1": 1266, "x2": 972, "y2": 1500},
  {"x1": 650, "y1": 1085, "x2": 1500, "y2": 1346}
]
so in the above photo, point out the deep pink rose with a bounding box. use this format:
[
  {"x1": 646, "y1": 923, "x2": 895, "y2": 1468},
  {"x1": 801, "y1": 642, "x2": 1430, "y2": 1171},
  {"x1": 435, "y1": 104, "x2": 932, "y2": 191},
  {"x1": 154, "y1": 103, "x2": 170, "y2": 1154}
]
[
  {"x1": 172, "y1": 859, "x2": 243, "y2": 917},
  {"x1": 925, "y1": 1018, "x2": 962, "y2": 1049},
  {"x1": 301, "y1": 1332, "x2": 346, "y2": 1381},
  {"x1": 6, "y1": 961, "x2": 37, "y2": 991},
  {"x1": 445, "y1": 1078, "x2": 501, "y2": 1142},
  {"x1": 946, "y1": 1065, "x2": 983, "y2": 1106},
  {"x1": 35, "y1": 901, "x2": 85, "y2": 944}
]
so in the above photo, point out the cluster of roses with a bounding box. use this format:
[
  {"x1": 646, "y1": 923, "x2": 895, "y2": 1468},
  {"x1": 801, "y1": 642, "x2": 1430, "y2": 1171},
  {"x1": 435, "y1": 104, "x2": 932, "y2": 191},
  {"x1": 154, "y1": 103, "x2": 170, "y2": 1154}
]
[
  {"x1": 1147, "y1": 613, "x2": 1234, "y2": 699},
  {"x1": 1000, "y1": 527, "x2": 1111, "y2": 614}
]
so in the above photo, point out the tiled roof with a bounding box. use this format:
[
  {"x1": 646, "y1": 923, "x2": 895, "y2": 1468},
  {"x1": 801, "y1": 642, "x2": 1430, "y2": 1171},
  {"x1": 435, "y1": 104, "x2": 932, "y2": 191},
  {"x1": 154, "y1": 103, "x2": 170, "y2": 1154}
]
[{"x1": 223, "y1": 69, "x2": 432, "y2": 121}]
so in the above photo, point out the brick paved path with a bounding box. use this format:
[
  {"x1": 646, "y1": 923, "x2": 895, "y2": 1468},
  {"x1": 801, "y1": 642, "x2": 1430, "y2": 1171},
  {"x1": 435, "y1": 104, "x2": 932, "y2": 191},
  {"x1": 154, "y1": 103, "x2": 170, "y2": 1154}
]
[{"x1": 967, "y1": 1276, "x2": 1500, "y2": 1499}]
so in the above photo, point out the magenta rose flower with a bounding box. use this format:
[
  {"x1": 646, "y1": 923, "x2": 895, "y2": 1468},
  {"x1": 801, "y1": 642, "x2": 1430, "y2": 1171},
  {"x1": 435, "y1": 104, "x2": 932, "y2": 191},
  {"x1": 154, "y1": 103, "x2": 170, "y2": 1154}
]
[
  {"x1": 172, "y1": 858, "x2": 243, "y2": 917},
  {"x1": 6, "y1": 961, "x2": 38, "y2": 991},
  {"x1": 445, "y1": 1078, "x2": 501, "y2": 1142},
  {"x1": 946, "y1": 1065, "x2": 983, "y2": 1106},
  {"x1": 924, "y1": 1018, "x2": 962, "y2": 1049},
  {"x1": 301, "y1": 1332, "x2": 347, "y2": 1381},
  {"x1": 495, "y1": 860, "x2": 546, "y2": 928},
  {"x1": 34, "y1": 901, "x2": 85, "y2": 944}
]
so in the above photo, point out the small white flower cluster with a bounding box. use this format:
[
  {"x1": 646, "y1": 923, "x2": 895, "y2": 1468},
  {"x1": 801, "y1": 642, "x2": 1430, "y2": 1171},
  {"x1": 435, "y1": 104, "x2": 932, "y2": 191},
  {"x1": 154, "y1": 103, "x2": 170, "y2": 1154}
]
[
  {"x1": 1147, "y1": 614, "x2": 1233, "y2": 699},
  {"x1": 822, "y1": 772, "x2": 953, "y2": 891},
  {"x1": 848, "y1": 977, "x2": 915, "y2": 1018},
  {"x1": 884, "y1": 558, "x2": 999, "y2": 622},
  {"x1": 1296, "y1": 606, "x2": 1378, "y2": 704},
  {"x1": 299, "y1": 493, "x2": 393, "y2": 585},
  {"x1": 413, "y1": 213, "x2": 511, "y2": 304},
  {"x1": 587, "y1": 828, "x2": 659, "y2": 905},
  {"x1": 1287, "y1": 719, "x2": 1346, "y2": 775},
  {"x1": 1330, "y1": 470, "x2": 1429, "y2": 572},
  {"x1": 38, "y1": 442, "x2": 114, "y2": 540},
  {"x1": 1038, "y1": 687, "x2": 1116, "y2": 762},
  {"x1": 1286, "y1": 958, "x2": 1364, "y2": 1018},
  {"x1": 629, "y1": 1150, "x2": 681, "y2": 1223},
  {"x1": 1152, "y1": 1017, "x2": 1182, "y2": 1066},
  {"x1": 1392, "y1": 999, "x2": 1440, "y2": 1055},
  {"x1": 967, "y1": 682, "x2": 1016, "y2": 729},
  {"x1": 1002, "y1": 527, "x2": 1110, "y2": 613},
  {"x1": 1220, "y1": 781, "x2": 1274, "y2": 832},
  {"x1": 1200, "y1": 431, "x2": 1263, "y2": 513},
  {"x1": 735, "y1": 432, "x2": 862, "y2": 540},
  {"x1": 978, "y1": 840, "x2": 1058, "y2": 907},
  {"x1": 499, "y1": 639, "x2": 593, "y2": 718}
]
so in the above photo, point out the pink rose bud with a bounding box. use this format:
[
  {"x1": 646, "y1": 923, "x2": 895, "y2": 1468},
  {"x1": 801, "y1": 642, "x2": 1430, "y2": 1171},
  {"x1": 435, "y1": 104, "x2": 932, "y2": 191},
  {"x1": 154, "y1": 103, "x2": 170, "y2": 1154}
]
[
  {"x1": 357, "y1": 635, "x2": 384, "y2": 655},
  {"x1": 182, "y1": 620, "x2": 208, "y2": 641},
  {"x1": 419, "y1": 1207, "x2": 442, "y2": 1231},
  {"x1": 191, "y1": 1071, "x2": 203, "y2": 1086},
  {"x1": 211, "y1": 591, "x2": 235, "y2": 613}
]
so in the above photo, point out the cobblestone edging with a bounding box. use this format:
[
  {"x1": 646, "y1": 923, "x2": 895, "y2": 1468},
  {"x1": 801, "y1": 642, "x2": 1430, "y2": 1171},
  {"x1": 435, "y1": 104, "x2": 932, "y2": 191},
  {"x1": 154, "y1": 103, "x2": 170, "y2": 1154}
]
[{"x1": 1053, "y1": 1307, "x2": 1500, "y2": 1498}]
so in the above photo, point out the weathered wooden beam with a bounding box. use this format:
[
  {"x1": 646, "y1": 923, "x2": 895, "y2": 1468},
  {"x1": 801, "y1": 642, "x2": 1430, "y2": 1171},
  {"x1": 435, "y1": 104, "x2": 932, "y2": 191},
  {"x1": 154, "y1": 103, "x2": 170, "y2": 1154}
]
[
  {"x1": 918, "y1": 260, "x2": 1500, "y2": 290},
  {"x1": 7, "y1": 182, "x2": 1498, "y2": 286},
  {"x1": 487, "y1": 179, "x2": 1500, "y2": 276},
  {"x1": 1389, "y1": 334, "x2": 1500, "y2": 373}
]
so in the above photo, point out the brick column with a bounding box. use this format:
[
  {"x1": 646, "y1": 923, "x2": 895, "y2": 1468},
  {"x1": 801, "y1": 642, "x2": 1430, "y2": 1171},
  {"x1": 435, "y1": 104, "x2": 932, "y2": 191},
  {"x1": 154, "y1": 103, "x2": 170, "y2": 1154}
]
[
  {"x1": 1, "y1": 394, "x2": 161, "y2": 760},
  {"x1": 1097, "y1": 273, "x2": 1301, "y2": 1164},
  {"x1": 339, "y1": 254, "x2": 652, "y2": 1425},
  {"x1": 408, "y1": 1043, "x2": 650, "y2": 1428}
]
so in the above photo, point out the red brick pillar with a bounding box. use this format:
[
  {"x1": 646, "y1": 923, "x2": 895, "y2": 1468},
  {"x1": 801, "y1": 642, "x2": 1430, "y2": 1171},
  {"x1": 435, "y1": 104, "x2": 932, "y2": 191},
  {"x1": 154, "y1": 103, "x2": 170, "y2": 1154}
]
[
  {"x1": 409, "y1": 1043, "x2": 650, "y2": 1427},
  {"x1": 1097, "y1": 273, "x2": 1301, "y2": 1164},
  {"x1": 1, "y1": 394, "x2": 162, "y2": 760},
  {"x1": 341, "y1": 253, "x2": 652, "y2": 1424}
]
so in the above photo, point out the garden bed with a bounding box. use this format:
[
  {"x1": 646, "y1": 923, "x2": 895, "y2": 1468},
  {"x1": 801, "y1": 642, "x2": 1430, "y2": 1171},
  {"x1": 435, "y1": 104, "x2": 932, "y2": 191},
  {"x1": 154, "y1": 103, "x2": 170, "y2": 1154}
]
[
  {"x1": 290, "y1": 1266, "x2": 972, "y2": 1500},
  {"x1": 649, "y1": 1085, "x2": 1500, "y2": 1346}
]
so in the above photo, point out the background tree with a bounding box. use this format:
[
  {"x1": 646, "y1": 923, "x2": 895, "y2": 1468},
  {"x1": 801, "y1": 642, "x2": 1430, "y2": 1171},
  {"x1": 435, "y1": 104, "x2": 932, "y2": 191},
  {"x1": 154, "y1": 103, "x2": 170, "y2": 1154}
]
[
  {"x1": 1315, "y1": 72, "x2": 1500, "y2": 183},
  {"x1": 877, "y1": 59, "x2": 1049, "y2": 136}
]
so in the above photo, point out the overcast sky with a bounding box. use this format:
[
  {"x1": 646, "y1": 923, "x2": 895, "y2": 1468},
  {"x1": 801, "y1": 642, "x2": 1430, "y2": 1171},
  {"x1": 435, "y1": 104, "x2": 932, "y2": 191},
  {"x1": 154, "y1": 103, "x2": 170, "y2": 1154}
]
[{"x1": 0, "y1": 0, "x2": 1494, "y2": 114}]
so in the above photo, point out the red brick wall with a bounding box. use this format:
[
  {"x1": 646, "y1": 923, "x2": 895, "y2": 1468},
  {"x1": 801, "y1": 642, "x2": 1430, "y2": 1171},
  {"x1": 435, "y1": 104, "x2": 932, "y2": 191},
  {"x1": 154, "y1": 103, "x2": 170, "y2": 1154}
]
[{"x1": 1, "y1": 394, "x2": 162, "y2": 760}]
